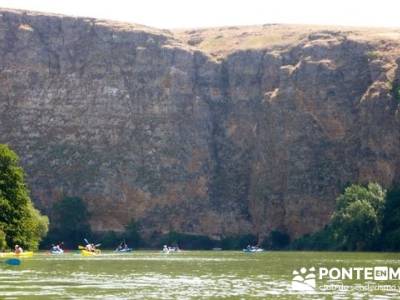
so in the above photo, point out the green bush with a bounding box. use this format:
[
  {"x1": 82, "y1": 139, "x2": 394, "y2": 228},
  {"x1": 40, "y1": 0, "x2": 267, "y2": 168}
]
[
  {"x1": 43, "y1": 196, "x2": 92, "y2": 249},
  {"x1": 290, "y1": 226, "x2": 336, "y2": 251},
  {"x1": 0, "y1": 229, "x2": 7, "y2": 251},
  {"x1": 159, "y1": 231, "x2": 216, "y2": 250},
  {"x1": 23, "y1": 203, "x2": 49, "y2": 250},
  {"x1": 0, "y1": 144, "x2": 48, "y2": 250},
  {"x1": 262, "y1": 230, "x2": 290, "y2": 250},
  {"x1": 291, "y1": 183, "x2": 386, "y2": 251},
  {"x1": 392, "y1": 83, "x2": 400, "y2": 102},
  {"x1": 99, "y1": 231, "x2": 122, "y2": 249},
  {"x1": 331, "y1": 183, "x2": 385, "y2": 250},
  {"x1": 123, "y1": 219, "x2": 142, "y2": 248},
  {"x1": 366, "y1": 51, "x2": 379, "y2": 60},
  {"x1": 221, "y1": 234, "x2": 257, "y2": 250},
  {"x1": 380, "y1": 188, "x2": 400, "y2": 250}
]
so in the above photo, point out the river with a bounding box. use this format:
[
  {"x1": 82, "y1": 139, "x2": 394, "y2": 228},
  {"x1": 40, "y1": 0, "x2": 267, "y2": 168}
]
[{"x1": 1, "y1": 251, "x2": 400, "y2": 299}]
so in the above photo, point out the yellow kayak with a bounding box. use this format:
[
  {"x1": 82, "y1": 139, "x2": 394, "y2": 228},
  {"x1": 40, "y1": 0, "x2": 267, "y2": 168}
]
[
  {"x1": 81, "y1": 249, "x2": 101, "y2": 256},
  {"x1": 0, "y1": 251, "x2": 34, "y2": 258}
]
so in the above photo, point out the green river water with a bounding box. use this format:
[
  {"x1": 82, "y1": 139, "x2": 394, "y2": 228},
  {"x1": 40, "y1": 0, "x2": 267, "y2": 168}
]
[{"x1": 0, "y1": 251, "x2": 400, "y2": 299}]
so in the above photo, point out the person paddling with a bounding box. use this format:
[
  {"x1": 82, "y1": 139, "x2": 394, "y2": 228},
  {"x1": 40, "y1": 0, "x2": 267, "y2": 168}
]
[
  {"x1": 86, "y1": 243, "x2": 96, "y2": 252},
  {"x1": 57, "y1": 242, "x2": 64, "y2": 251},
  {"x1": 116, "y1": 241, "x2": 124, "y2": 251},
  {"x1": 51, "y1": 243, "x2": 63, "y2": 252},
  {"x1": 14, "y1": 245, "x2": 23, "y2": 254},
  {"x1": 121, "y1": 241, "x2": 129, "y2": 250},
  {"x1": 163, "y1": 245, "x2": 169, "y2": 253}
]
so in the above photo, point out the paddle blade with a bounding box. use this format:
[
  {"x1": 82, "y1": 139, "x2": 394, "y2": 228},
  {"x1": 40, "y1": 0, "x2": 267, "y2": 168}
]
[
  {"x1": 5, "y1": 258, "x2": 21, "y2": 266},
  {"x1": 84, "y1": 238, "x2": 89, "y2": 245},
  {"x1": 95, "y1": 243, "x2": 101, "y2": 248}
]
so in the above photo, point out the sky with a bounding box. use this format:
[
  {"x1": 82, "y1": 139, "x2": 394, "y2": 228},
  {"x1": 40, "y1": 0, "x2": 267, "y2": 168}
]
[{"x1": 0, "y1": 0, "x2": 398, "y2": 29}]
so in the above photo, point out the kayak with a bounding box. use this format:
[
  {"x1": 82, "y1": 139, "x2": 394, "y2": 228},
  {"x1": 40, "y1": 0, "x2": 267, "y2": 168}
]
[
  {"x1": 50, "y1": 250, "x2": 64, "y2": 255},
  {"x1": 242, "y1": 248, "x2": 264, "y2": 253},
  {"x1": 162, "y1": 247, "x2": 180, "y2": 253},
  {"x1": 114, "y1": 248, "x2": 133, "y2": 253},
  {"x1": 81, "y1": 249, "x2": 101, "y2": 256},
  {"x1": 0, "y1": 251, "x2": 34, "y2": 258}
]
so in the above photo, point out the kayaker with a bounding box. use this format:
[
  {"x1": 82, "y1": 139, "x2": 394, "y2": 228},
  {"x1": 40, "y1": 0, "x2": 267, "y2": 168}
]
[
  {"x1": 54, "y1": 243, "x2": 62, "y2": 252},
  {"x1": 56, "y1": 242, "x2": 63, "y2": 251},
  {"x1": 116, "y1": 241, "x2": 127, "y2": 251},
  {"x1": 122, "y1": 241, "x2": 128, "y2": 250},
  {"x1": 116, "y1": 242, "x2": 122, "y2": 251},
  {"x1": 85, "y1": 244, "x2": 93, "y2": 252},
  {"x1": 87, "y1": 243, "x2": 97, "y2": 252},
  {"x1": 14, "y1": 245, "x2": 23, "y2": 254}
]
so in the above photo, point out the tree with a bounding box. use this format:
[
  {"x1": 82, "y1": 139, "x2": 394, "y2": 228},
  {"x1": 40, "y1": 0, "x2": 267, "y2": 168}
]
[
  {"x1": 0, "y1": 229, "x2": 7, "y2": 251},
  {"x1": 331, "y1": 183, "x2": 385, "y2": 250},
  {"x1": 159, "y1": 231, "x2": 216, "y2": 250},
  {"x1": 380, "y1": 188, "x2": 400, "y2": 250},
  {"x1": 123, "y1": 219, "x2": 142, "y2": 248},
  {"x1": 262, "y1": 230, "x2": 290, "y2": 250},
  {"x1": 100, "y1": 231, "x2": 122, "y2": 249},
  {"x1": 45, "y1": 196, "x2": 92, "y2": 248},
  {"x1": 221, "y1": 234, "x2": 257, "y2": 250},
  {"x1": 0, "y1": 144, "x2": 48, "y2": 250},
  {"x1": 290, "y1": 225, "x2": 336, "y2": 250},
  {"x1": 22, "y1": 202, "x2": 49, "y2": 249}
]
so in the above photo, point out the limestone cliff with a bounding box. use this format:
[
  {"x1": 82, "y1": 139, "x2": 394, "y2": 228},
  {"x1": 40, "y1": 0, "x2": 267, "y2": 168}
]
[{"x1": 1, "y1": 8, "x2": 400, "y2": 240}]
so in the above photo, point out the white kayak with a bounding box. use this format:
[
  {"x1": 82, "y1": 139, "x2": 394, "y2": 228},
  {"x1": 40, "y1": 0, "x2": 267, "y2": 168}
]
[{"x1": 243, "y1": 248, "x2": 264, "y2": 253}]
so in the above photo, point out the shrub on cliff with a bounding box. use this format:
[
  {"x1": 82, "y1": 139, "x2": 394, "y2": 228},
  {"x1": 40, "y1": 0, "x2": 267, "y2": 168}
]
[
  {"x1": 0, "y1": 144, "x2": 49, "y2": 250},
  {"x1": 392, "y1": 83, "x2": 400, "y2": 102}
]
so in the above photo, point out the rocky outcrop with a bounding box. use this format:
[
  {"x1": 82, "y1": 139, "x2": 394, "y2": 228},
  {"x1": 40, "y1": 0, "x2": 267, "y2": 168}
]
[{"x1": 1, "y1": 8, "x2": 400, "y2": 240}]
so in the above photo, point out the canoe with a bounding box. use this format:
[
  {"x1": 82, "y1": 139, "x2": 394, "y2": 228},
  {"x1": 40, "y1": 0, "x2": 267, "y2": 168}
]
[
  {"x1": 0, "y1": 251, "x2": 34, "y2": 258},
  {"x1": 114, "y1": 248, "x2": 133, "y2": 253},
  {"x1": 242, "y1": 248, "x2": 264, "y2": 253},
  {"x1": 81, "y1": 249, "x2": 101, "y2": 256}
]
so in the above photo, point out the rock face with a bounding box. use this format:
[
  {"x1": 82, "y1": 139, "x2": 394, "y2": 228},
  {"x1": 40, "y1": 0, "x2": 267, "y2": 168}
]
[{"x1": 1, "y1": 9, "x2": 400, "y2": 240}]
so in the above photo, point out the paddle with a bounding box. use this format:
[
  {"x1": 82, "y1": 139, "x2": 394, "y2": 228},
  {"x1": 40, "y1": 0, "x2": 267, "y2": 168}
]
[
  {"x1": 79, "y1": 244, "x2": 101, "y2": 251},
  {"x1": 5, "y1": 258, "x2": 21, "y2": 266},
  {"x1": 83, "y1": 238, "x2": 101, "y2": 248}
]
